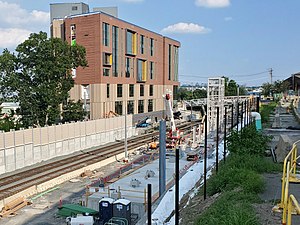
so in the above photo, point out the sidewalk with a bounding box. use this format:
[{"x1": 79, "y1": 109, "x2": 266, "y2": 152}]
[{"x1": 261, "y1": 99, "x2": 300, "y2": 225}]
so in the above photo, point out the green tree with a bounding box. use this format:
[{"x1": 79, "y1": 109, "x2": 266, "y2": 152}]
[
  {"x1": 176, "y1": 88, "x2": 207, "y2": 100},
  {"x1": 177, "y1": 88, "x2": 190, "y2": 100},
  {"x1": 261, "y1": 82, "x2": 273, "y2": 97},
  {"x1": 273, "y1": 80, "x2": 290, "y2": 93},
  {"x1": 62, "y1": 100, "x2": 86, "y2": 122},
  {"x1": 0, "y1": 49, "x2": 18, "y2": 102},
  {"x1": 223, "y1": 76, "x2": 247, "y2": 96},
  {"x1": 0, "y1": 110, "x2": 22, "y2": 132},
  {"x1": 0, "y1": 32, "x2": 88, "y2": 128},
  {"x1": 193, "y1": 89, "x2": 207, "y2": 98}
]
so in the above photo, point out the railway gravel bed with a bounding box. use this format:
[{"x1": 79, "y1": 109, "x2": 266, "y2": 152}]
[{"x1": 0, "y1": 122, "x2": 196, "y2": 201}]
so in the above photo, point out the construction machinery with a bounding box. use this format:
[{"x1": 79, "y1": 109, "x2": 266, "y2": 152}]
[{"x1": 164, "y1": 93, "x2": 180, "y2": 139}]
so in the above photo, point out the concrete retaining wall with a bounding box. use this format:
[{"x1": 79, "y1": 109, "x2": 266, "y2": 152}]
[{"x1": 0, "y1": 115, "x2": 136, "y2": 175}]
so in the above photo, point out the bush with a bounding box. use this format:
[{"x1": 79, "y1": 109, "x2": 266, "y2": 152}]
[
  {"x1": 195, "y1": 115, "x2": 281, "y2": 225},
  {"x1": 260, "y1": 102, "x2": 277, "y2": 124},
  {"x1": 227, "y1": 124, "x2": 272, "y2": 156}
]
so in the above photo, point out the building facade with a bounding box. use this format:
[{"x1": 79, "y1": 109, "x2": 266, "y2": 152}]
[{"x1": 51, "y1": 4, "x2": 180, "y2": 122}]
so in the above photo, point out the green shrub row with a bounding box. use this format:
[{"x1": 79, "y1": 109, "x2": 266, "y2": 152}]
[
  {"x1": 227, "y1": 124, "x2": 272, "y2": 156},
  {"x1": 195, "y1": 124, "x2": 281, "y2": 225}
]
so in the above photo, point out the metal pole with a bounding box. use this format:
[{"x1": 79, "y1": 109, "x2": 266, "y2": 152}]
[
  {"x1": 216, "y1": 107, "x2": 219, "y2": 173},
  {"x1": 231, "y1": 103, "x2": 234, "y2": 129},
  {"x1": 175, "y1": 147, "x2": 179, "y2": 225},
  {"x1": 245, "y1": 100, "x2": 247, "y2": 127},
  {"x1": 204, "y1": 109, "x2": 207, "y2": 200},
  {"x1": 224, "y1": 107, "x2": 227, "y2": 163},
  {"x1": 190, "y1": 100, "x2": 193, "y2": 132},
  {"x1": 256, "y1": 96, "x2": 260, "y2": 113},
  {"x1": 159, "y1": 120, "x2": 166, "y2": 196},
  {"x1": 125, "y1": 102, "x2": 128, "y2": 159},
  {"x1": 236, "y1": 102, "x2": 239, "y2": 132},
  {"x1": 241, "y1": 101, "x2": 243, "y2": 130},
  {"x1": 147, "y1": 183, "x2": 152, "y2": 225}
]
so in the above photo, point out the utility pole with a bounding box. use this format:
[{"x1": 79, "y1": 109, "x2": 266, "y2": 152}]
[{"x1": 269, "y1": 68, "x2": 273, "y2": 84}]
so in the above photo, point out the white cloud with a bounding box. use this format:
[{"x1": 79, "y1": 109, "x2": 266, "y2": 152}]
[
  {"x1": 161, "y1": 22, "x2": 211, "y2": 34},
  {"x1": 224, "y1": 17, "x2": 233, "y2": 21},
  {"x1": 195, "y1": 0, "x2": 230, "y2": 8},
  {"x1": 0, "y1": 1, "x2": 49, "y2": 50},
  {"x1": 0, "y1": 1, "x2": 49, "y2": 28},
  {"x1": 0, "y1": 28, "x2": 31, "y2": 48}
]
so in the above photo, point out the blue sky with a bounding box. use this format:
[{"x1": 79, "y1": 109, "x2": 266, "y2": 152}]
[{"x1": 0, "y1": 0, "x2": 299, "y2": 86}]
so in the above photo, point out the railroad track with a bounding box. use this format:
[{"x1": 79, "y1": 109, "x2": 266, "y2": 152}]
[{"x1": 0, "y1": 121, "x2": 197, "y2": 200}]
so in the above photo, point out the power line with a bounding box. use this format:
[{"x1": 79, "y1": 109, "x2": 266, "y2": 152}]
[
  {"x1": 179, "y1": 70, "x2": 269, "y2": 79},
  {"x1": 235, "y1": 76, "x2": 268, "y2": 83}
]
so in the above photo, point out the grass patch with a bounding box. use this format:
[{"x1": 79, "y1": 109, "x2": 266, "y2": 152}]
[
  {"x1": 195, "y1": 125, "x2": 281, "y2": 225},
  {"x1": 196, "y1": 191, "x2": 260, "y2": 225}
]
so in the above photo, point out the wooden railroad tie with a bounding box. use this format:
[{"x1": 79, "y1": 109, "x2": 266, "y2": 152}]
[{"x1": 0, "y1": 197, "x2": 29, "y2": 218}]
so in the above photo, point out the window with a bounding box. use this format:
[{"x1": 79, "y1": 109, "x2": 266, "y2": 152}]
[
  {"x1": 150, "y1": 38, "x2": 154, "y2": 56},
  {"x1": 150, "y1": 61, "x2": 154, "y2": 80},
  {"x1": 168, "y1": 44, "x2": 172, "y2": 80},
  {"x1": 115, "y1": 101, "x2": 123, "y2": 115},
  {"x1": 107, "y1": 84, "x2": 110, "y2": 98},
  {"x1": 70, "y1": 25, "x2": 76, "y2": 46},
  {"x1": 173, "y1": 85, "x2": 178, "y2": 100},
  {"x1": 103, "y1": 68, "x2": 110, "y2": 76},
  {"x1": 129, "y1": 84, "x2": 134, "y2": 97},
  {"x1": 140, "y1": 35, "x2": 144, "y2": 54},
  {"x1": 102, "y1": 22, "x2": 109, "y2": 46},
  {"x1": 103, "y1": 53, "x2": 112, "y2": 66},
  {"x1": 117, "y1": 84, "x2": 123, "y2": 98},
  {"x1": 72, "y1": 6, "x2": 78, "y2": 10},
  {"x1": 148, "y1": 99, "x2": 153, "y2": 112},
  {"x1": 126, "y1": 30, "x2": 137, "y2": 55},
  {"x1": 149, "y1": 85, "x2": 153, "y2": 96},
  {"x1": 174, "y1": 46, "x2": 179, "y2": 81},
  {"x1": 127, "y1": 100, "x2": 134, "y2": 114},
  {"x1": 137, "y1": 59, "x2": 147, "y2": 82},
  {"x1": 125, "y1": 57, "x2": 131, "y2": 78},
  {"x1": 112, "y1": 26, "x2": 118, "y2": 77},
  {"x1": 140, "y1": 84, "x2": 144, "y2": 97},
  {"x1": 138, "y1": 100, "x2": 144, "y2": 113}
]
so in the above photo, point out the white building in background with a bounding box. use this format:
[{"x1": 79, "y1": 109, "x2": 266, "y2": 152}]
[{"x1": 0, "y1": 102, "x2": 19, "y2": 115}]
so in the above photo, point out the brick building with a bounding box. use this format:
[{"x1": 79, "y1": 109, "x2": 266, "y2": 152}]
[{"x1": 51, "y1": 4, "x2": 180, "y2": 123}]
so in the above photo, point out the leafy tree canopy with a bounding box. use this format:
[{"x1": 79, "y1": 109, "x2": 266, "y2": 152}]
[
  {"x1": 223, "y1": 76, "x2": 247, "y2": 96},
  {"x1": 176, "y1": 88, "x2": 207, "y2": 100},
  {"x1": 0, "y1": 31, "x2": 88, "y2": 128},
  {"x1": 261, "y1": 80, "x2": 289, "y2": 97},
  {"x1": 62, "y1": 100, "x2": 86, "y2": 123}
]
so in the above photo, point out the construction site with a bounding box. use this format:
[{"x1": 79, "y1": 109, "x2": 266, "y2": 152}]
[{"x1": 0, "y1": 77, "x2": 299, "y2": 225}]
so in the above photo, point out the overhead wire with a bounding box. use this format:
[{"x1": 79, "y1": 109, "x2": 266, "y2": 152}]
[
  {"x1": 179, "y1": 70, "x2": 269, "y2": 79},
  {"x1": 179, "y1": 70, "x2": 270, "y2": 85}
]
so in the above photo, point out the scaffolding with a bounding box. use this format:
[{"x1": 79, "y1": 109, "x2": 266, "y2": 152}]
[{"x1": 207, "y1": 78, "x2": 225, "y2": 132}]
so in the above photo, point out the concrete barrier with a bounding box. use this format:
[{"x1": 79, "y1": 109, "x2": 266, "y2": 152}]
[{"x1": 0, "y1": 116, "x2": 137, "y2": 175}]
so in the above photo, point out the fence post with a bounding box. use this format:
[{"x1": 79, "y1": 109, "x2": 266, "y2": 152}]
[
  {"x1": 147, "y1": 184, "x2": 152, "y2": 225},
  {"x1": 204, "y1": 109, "x2": 208, "y2": 200},
  {"x1": 216, "y1": 107, "x2": 219, "y2": 173},
  {"x1": 224, "y1": 107, "x2": 227, "y2": 163},
  {"x1": 175, "y1": 147, "x2": 179, "y2": 225}
]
